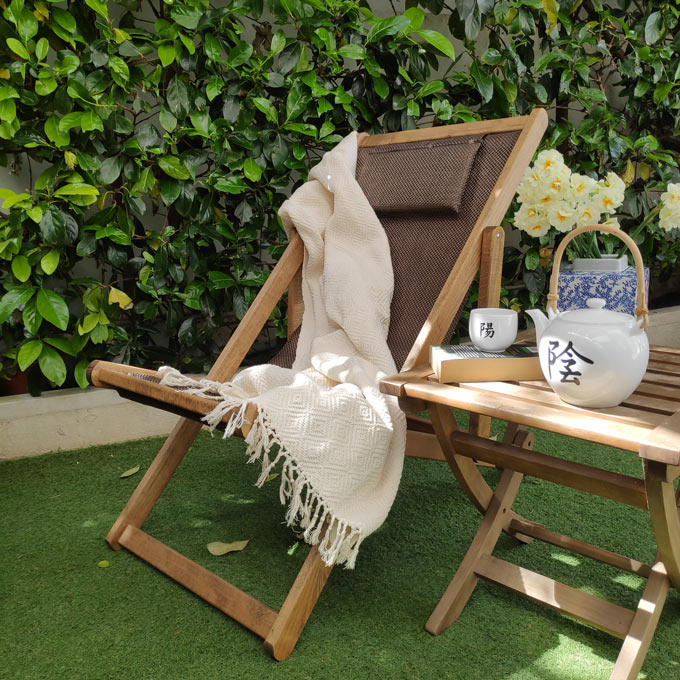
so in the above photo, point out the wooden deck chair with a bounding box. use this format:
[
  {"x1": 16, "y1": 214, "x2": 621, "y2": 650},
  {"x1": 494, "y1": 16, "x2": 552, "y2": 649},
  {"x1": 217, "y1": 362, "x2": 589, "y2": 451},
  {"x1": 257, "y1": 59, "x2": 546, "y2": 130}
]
[{"x1": 87, "y1": 109, "x2": 549, "y2": 660}]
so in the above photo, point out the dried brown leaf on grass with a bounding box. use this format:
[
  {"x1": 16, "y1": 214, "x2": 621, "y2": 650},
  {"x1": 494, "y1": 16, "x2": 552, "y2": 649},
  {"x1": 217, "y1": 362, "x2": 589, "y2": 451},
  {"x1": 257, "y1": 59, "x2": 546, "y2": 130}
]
[{"x1": 207, "y1": 539, "x2": 250, "y2": 556}]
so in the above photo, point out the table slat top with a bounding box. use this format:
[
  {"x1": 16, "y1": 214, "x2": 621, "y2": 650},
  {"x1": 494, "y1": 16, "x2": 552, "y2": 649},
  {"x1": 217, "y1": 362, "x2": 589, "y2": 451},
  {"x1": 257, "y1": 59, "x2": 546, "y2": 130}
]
[{"x1": 382, "y1": 347, "x2": 680, "y2": 464}]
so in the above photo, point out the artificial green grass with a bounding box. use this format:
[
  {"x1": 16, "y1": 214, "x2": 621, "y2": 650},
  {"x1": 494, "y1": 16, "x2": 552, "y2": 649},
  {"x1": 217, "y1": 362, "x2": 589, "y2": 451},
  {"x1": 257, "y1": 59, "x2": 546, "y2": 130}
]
[{"x1": 3, "y1": 424, "x2": 680, "y2": 680}]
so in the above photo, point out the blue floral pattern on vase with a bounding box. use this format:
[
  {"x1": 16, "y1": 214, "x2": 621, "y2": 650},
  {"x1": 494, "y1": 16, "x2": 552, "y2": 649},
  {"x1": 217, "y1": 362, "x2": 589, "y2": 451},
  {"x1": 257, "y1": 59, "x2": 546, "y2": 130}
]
[{"x1": 557, "y1": 266, "x2": 649, "y2": 316}]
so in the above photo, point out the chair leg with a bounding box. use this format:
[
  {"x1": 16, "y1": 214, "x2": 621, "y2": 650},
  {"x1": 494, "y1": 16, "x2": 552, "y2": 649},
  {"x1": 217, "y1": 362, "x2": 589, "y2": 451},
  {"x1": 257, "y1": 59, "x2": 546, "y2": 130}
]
[
  {"x1": 264, "y1": 545, "x2": 334, "y2": 661},
  {"x1": 106, "y1": 417, "x2": 202, "y2": 549},
  {"x1": 426, "y1": 467, "x2": 524, "y2": 634}
]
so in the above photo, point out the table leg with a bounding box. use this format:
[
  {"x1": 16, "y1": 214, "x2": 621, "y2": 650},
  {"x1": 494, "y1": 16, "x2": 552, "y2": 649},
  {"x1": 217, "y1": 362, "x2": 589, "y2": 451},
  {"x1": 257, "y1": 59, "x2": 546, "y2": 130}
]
[
  {"x1": 644, "y1": 460, "x2": 680, "y2": 591},
  {"x1": 428, "y1": 403, "x2": 493, "y2": 513},
  {"x1": 428, "y1": 404, "x2": 533, "y2": 543},
  {"x1": 609, "y1": 558, "x2": 669, "y2": 680},
  {"x1": 426, "y1": 467, "x2": 524, "y2": 635}
]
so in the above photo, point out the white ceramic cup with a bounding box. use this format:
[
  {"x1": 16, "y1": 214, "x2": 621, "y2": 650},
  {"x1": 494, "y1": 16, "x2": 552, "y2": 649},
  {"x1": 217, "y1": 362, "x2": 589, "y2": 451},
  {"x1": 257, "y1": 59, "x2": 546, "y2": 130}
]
[{"x1": 469, "y1": 308, "x2": 518, "y2": 353}]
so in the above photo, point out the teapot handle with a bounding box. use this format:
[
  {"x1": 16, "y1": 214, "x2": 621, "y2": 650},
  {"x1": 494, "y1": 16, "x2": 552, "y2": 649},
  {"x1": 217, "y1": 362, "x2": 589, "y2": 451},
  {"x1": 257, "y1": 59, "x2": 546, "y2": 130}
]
[{"x1": 547, "y1": 223, "x2": 648, "y2": 329}]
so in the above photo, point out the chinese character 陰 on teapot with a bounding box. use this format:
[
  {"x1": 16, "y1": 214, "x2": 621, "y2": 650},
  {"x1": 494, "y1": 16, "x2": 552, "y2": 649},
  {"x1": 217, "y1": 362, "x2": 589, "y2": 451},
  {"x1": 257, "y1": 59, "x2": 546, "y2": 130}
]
[{"x1": 526, "y1": 224, "x2": 649, "y2": 409}]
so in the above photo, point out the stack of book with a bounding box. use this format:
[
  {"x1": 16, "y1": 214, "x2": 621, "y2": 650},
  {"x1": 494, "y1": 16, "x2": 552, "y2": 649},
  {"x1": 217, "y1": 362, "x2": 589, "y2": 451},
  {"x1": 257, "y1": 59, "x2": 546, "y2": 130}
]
[{"x1": 430, "y1": 344, "x2": 543, "y2": 383}]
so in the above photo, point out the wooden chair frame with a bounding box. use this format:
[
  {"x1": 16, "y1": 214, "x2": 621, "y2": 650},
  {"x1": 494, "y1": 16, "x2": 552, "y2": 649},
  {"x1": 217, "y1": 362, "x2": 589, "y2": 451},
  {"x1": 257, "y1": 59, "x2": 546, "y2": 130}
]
[{"x1": 89, "y1": 110, "x2": 549, "y2": 660}]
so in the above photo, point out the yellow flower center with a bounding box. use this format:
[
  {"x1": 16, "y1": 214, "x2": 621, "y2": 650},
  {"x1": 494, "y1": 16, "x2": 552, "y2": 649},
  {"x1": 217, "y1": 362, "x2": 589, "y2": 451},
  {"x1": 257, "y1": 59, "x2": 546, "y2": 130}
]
[
  {"x1": 527, "y1": 208, "x2": 537, "y2": 217},
  {"x1": 531, "y1": 224, "x2": 543, "y2": 231},
  {"x1": 543, "y1": 159, "x2": 555, "y2": 169},
  {"x1": 603, "y1": 197, "x2": 614, "y2": 209},
  {"x1": 540, "y1": 195, "x2": 551, "y2": 203}
]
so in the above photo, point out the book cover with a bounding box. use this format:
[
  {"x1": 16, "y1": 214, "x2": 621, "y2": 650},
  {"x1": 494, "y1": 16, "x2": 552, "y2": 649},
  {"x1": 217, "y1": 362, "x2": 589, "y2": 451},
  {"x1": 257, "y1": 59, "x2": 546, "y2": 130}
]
[{"x1": 430, "y1": 343, "x2": 543, "y2": 383}]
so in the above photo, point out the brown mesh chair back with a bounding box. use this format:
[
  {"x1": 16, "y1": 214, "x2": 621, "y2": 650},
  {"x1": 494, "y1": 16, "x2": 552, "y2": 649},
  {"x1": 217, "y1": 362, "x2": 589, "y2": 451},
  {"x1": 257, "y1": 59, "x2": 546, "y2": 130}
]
[{"x1": 273, "y1": 113, "x2": 547, "y2": 373}]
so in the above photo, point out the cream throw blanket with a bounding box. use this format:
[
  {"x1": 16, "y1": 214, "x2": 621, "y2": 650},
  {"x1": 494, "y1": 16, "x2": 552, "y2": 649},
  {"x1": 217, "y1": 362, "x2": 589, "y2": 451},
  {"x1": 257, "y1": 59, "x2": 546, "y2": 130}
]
[{"x1": 160, "y1": 133, "x2": 406, "y2": 568}]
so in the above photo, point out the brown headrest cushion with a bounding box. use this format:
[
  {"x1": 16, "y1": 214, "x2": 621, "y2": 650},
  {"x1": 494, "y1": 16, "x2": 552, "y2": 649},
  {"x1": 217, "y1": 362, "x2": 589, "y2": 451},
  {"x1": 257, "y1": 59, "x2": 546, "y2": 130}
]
[{"x1": 356, "y1": 136, "x2": 482, "y2": 214}]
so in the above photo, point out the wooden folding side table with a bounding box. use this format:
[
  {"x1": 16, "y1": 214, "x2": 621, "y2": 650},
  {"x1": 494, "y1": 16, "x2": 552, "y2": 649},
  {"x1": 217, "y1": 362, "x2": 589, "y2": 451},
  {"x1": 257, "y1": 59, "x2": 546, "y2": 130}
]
[{"x1": 381, "y1": 346, "x2": 680, "y2": 680}]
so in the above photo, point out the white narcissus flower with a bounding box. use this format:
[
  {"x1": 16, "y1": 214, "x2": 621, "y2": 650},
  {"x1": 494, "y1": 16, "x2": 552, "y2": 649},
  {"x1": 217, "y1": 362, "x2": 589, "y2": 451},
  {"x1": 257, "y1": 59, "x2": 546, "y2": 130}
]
[
  {"x1": 576, "y1": 203, "x2": 601, "y2": 227},
  {"x1": 570, "y1": 173, "x2": 599, "y2": 202},
  {"x1": 595, "y1": 172, "x2": 625, "y2": 214},
  {"x1": 515, "y1": 203, "x2": 551, "y2": 236},
  {"x1": 535, "y1": 149, "x2": 567, "y2": 174},
  {"x1": 516, "y1": 167, "x2": 544, "y2": 204},
  {"x1": 548, "y1": 201, "x2": 577, "y2": 232},
  {"x1": 659, "y1": 183, "x2": 680, "y2": 232},
  {"x1": 514, "y1": 149, "x2": 626, "y2": 238},
  {"x1": 546, "y1": 170, "x2": 571, "y2": 197}
]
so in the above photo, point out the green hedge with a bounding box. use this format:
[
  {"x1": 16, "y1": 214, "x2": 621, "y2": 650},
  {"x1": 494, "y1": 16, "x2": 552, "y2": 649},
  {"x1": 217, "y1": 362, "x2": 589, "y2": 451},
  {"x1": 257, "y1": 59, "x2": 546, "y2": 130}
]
[{"x1": 0, "y1": 0, "x2": 679, "y2": 391}]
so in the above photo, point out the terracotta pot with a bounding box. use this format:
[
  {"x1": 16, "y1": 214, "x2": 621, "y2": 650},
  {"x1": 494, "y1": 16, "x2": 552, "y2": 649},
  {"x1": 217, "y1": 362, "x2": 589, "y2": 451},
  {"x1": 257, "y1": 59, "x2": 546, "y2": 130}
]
[{"x1": 0, "y1": 371, "x2": 30, "y2": 396}]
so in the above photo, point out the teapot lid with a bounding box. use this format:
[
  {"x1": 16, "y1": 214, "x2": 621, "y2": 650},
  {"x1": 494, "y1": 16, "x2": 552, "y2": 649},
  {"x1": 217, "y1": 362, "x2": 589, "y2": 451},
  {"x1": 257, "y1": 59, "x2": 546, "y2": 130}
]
[{"x1": 560, "y1": 298, "x2": 636, "y2": 326}]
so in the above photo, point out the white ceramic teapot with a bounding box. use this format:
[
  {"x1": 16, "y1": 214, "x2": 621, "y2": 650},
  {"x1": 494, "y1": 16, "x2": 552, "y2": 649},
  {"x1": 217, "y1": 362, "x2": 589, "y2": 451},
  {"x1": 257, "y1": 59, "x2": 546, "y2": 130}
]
[{"x1": 526, "y1": 224, "x2": 649, "y2": 409}]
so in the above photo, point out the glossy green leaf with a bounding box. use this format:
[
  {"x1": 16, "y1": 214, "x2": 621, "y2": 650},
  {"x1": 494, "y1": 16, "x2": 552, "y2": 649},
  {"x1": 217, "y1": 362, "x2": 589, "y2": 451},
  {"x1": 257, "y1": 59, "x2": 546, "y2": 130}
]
[
  {"x1": 253, "y1": 97, "x2": 278, "y2": 124},
  {"x1": 109, "y1": 56, "x2": 129, "y2": 84},
  {"x1": 81, "y1": 111, "x2": 104, "y2": 132},
  {"x1": 158, "y1": 156, "x2": 190, "y2": 180},
  {"x1": 17, "y1": 8, "x2": 38, "y2": 42},
  {"x1": 243, "y1": 158, "x2": 262, "y2": 182},
  {"x1": 84, "y1": 0, "x2": 108, "y2": 19},
  {"x1": 645, "y1": 11, "x2": 662, "y2": 45},
  {"x1": 74, "y1": 359, "x2": 89, "y2": 389},
  {"x1": 6, "y1": 38, "x2": 29, "y2": 60},
  {"x1": 159, "y1": 109, "x2": 177, "y2": 132},
  {"x1": 214, "y1": 176, "x2": 249, "y2": 194},
  {"x1": 286, "y1": 80, "x2": 310, "y2": 121},
  {"x1": 416, "y1": 29, "x2": 455, "y2": 60},
  {"x1": 0, "y1": 98, "x2": 16, "y2": 123},
  {"x1": 52, "y1": 7, "x2": 76, "y2": 33},
  {"x1": 469, "y1": 62, "x2": 493, "y2": 103},
  {"x1": 208, "y1": 271, "x2": 235, "y2": 289},
  {"x1": 38, "y1": 344, "x2": 67, "y2": 385},
  {"x1": 170, "y1": 5, "x2": 201, "y2": 30},
  {"x1": 206, "y1": 78, "x2": 223, "y2": 102},
  {"x1": 18, "y1": 339, "x2": 43, "y2": 371},
  {"x1": 11, "y1": 255, "x2": 30, "y2": 282},
  {"x1": 0, "y1": 286, "x2": 34, "y2": 324},
  {"x1": 44, "y1": 336, "x2": 76, "y2": 356},
  {"x1": 36, "y1": 288, "x2": 69, "y2": 331},
  {"x1": 55, "y1": 183, "x2": 99, "y2": 197},
  {"x1": 39, "y1": 208, "x2": 67, "y2": 245},
  {"x1": 158, "y1": 43, "x2": 175, "y2": 67},
  {"x1": 227, "y1": 42, "x2": 252, "y2": 68},
  {"x1": 270, "y1": 30, "x2": 286, "y2": 55},
  {"x1": 366, "y1": 15, "x2": 411, "y2": 43},
  {"x1": 41, "y1": 249, "x2": 60, "y2": 275},
  {"x1": 167, "y1": 76, "x2": 190, "y2": 118},
  {"x1": 525, "y1": 249, "x2": 540, "y2": 271},
  {"x1": 203, "y1": 34, "x2": 221, "y2": 61},
  {"x1": 22, "y1": 297, "x2": 42, "y2": 335},
  {"x1": 99, "y1": 157, "x2": 122, "y2": 184},
  {"x1": 44, "y1": 116, "x2": 70, "y2": 148},
  {"x1": 653, "y1": 82, "x2": 673, "y2": 106},
  {"x1": 338, "y1": 44, "x2": 365, "y2": 60}
]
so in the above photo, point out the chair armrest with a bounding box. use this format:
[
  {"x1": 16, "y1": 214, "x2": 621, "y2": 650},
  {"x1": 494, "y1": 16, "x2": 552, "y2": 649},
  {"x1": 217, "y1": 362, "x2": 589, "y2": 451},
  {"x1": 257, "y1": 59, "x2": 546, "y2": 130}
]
[
  {"x1": 380, "y1": 364, "x2": 434, "y2": 397},
  {"x1": 207, "y1": 231, "x2": 304, "y2": 383}
]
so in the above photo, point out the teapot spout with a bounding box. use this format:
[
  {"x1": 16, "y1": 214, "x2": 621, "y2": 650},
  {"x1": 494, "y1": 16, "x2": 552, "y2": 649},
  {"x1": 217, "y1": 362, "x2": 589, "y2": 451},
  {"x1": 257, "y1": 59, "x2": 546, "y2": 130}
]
[{"x1": 526, "y1": 308, "x2": 550, "y2": 344}]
